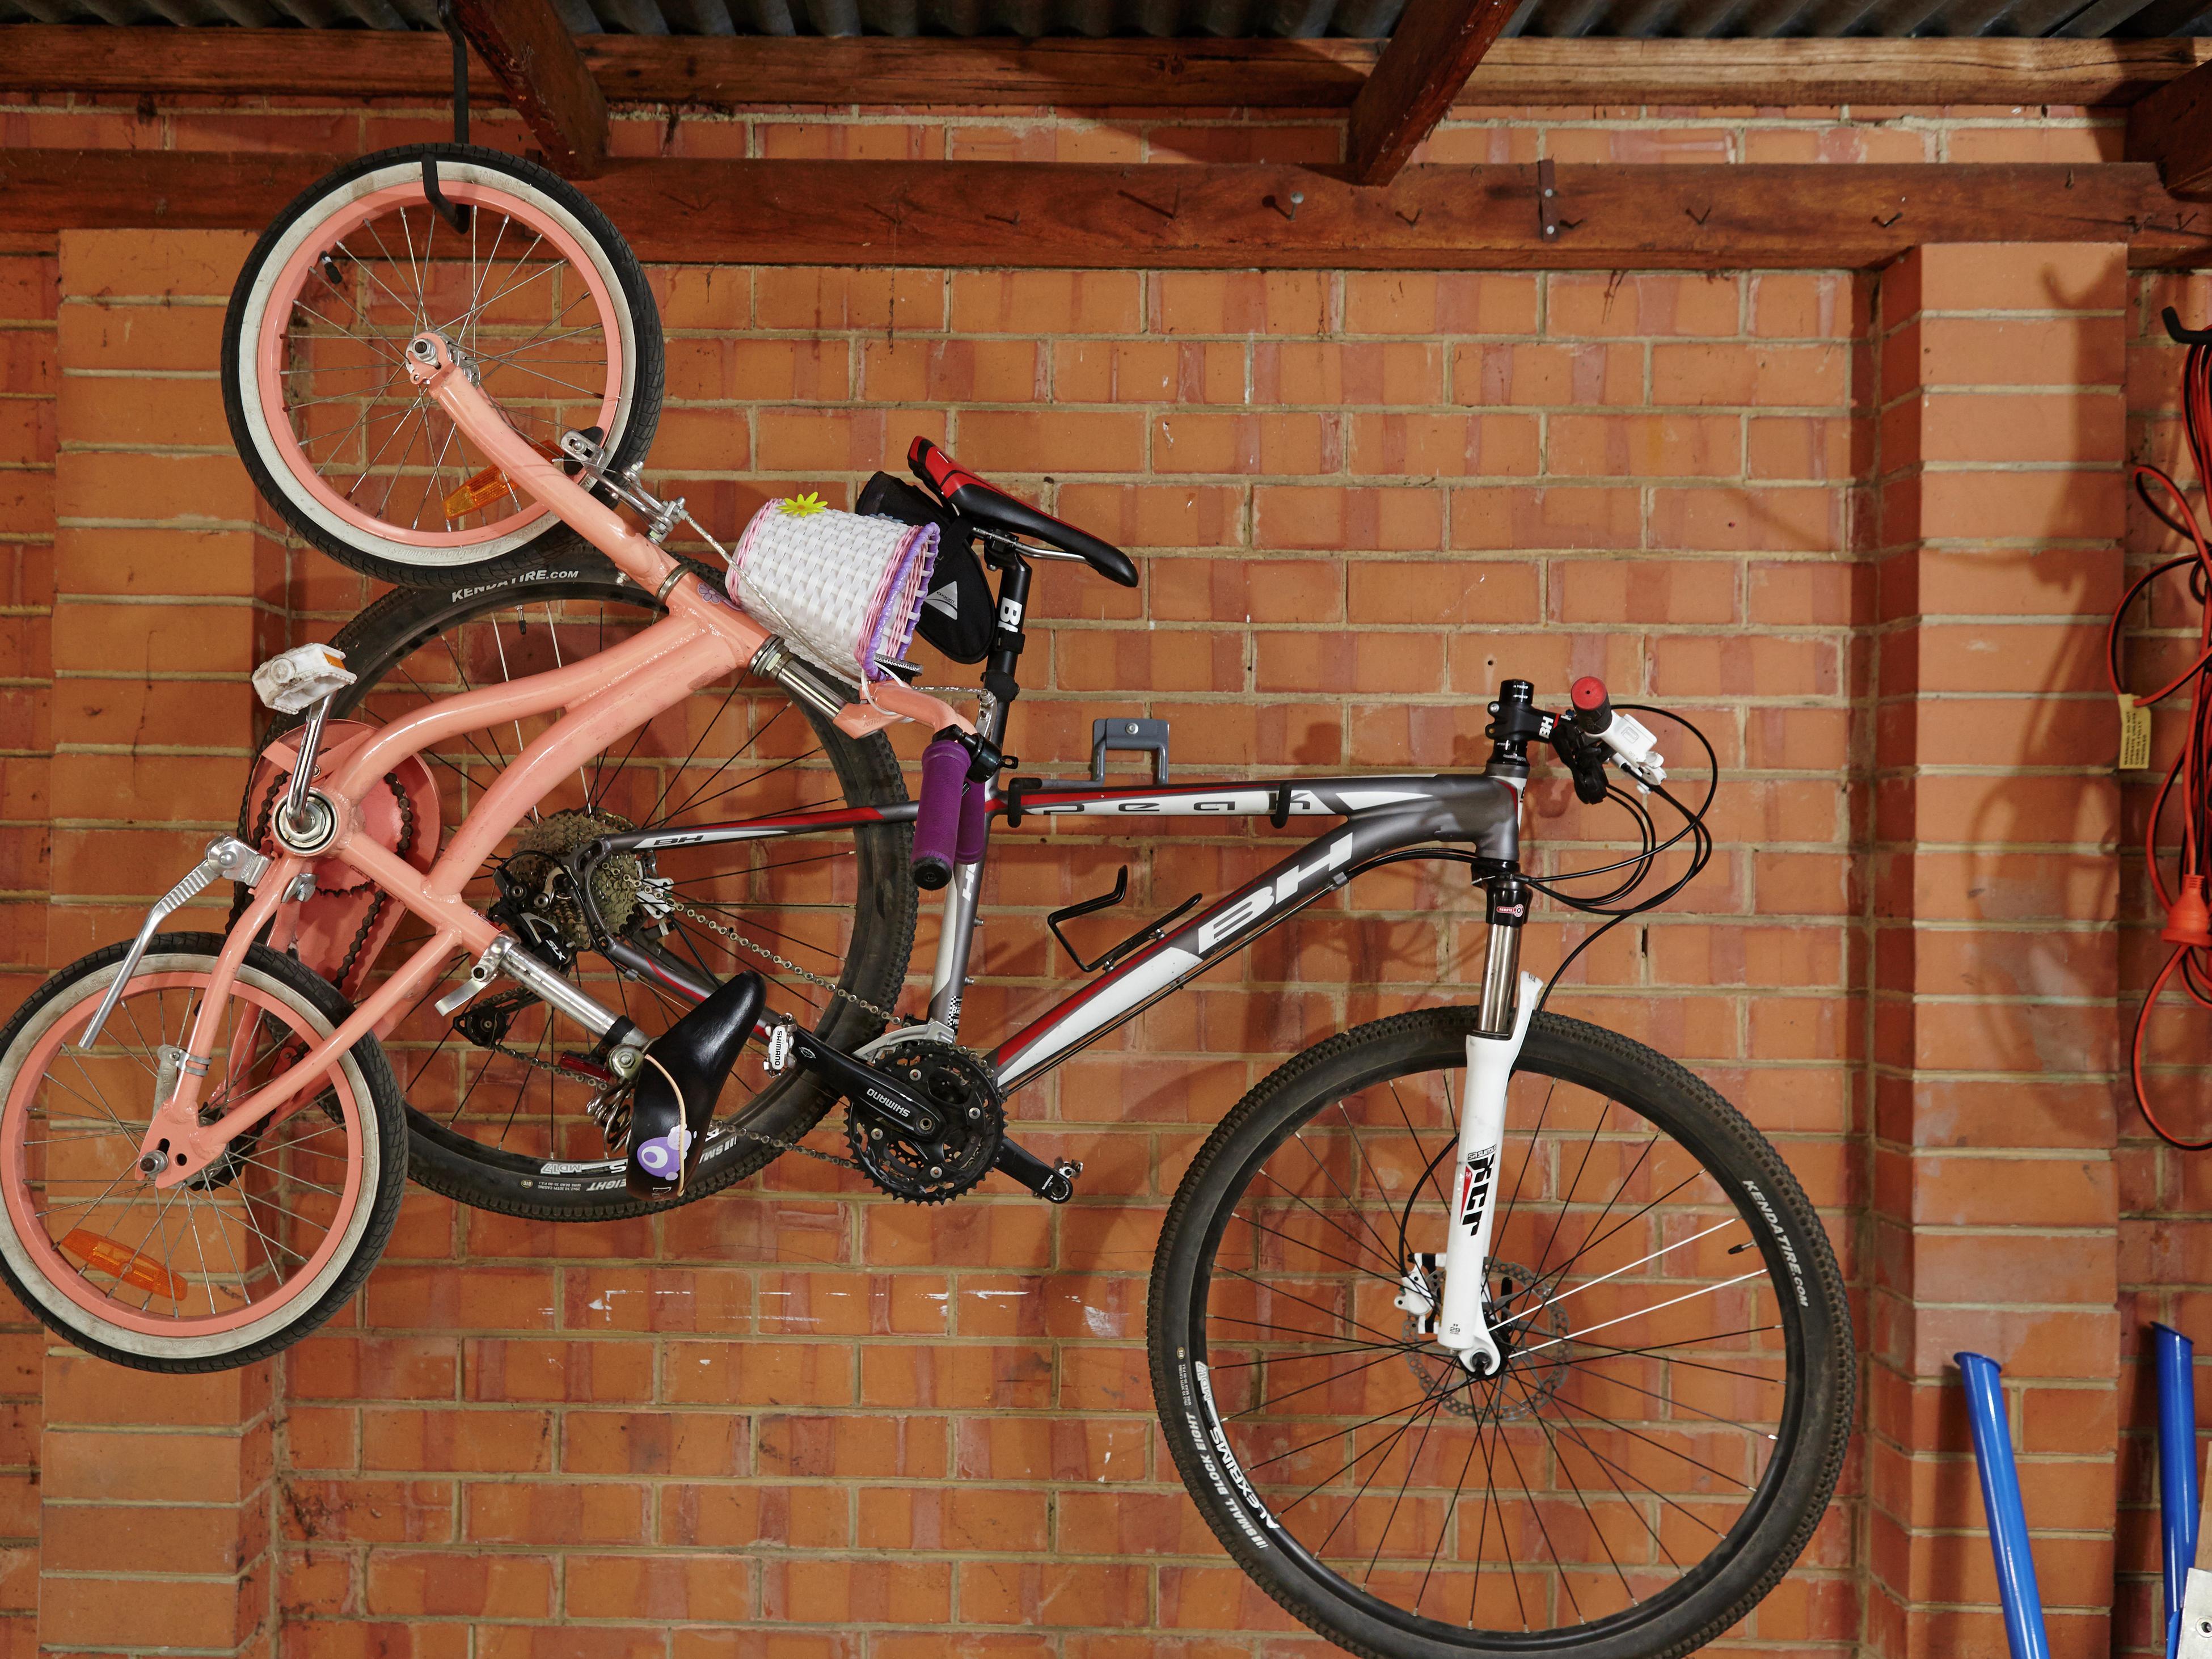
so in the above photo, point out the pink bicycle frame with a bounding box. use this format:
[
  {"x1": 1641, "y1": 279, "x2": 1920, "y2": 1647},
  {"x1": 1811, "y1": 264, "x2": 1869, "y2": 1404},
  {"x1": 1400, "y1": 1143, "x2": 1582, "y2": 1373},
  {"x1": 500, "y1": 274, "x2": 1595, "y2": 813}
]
[{"x1": 132, "y1": 332, "x2": 965, "y2": 1190}]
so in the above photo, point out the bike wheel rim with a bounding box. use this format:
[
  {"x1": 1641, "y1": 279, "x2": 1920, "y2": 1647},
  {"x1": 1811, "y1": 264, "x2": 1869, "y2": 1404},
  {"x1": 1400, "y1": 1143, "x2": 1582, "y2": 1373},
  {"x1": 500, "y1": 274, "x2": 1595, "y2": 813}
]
[
  {"x1": 1184, "y1": 1045, "x2": 1807, "y2": 1644},
  {"x1": 0, "y1": 972, "x2": 369, "y2": 1341},
  {"x1": 254, "y1": 176, "x2": 623, "y2": 551}
]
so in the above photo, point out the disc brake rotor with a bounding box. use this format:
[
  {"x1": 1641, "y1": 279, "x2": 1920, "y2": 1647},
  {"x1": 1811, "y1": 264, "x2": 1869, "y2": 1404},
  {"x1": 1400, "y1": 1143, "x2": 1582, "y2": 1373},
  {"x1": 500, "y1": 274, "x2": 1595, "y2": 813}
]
[{"x1": 1401, "y1": 1258, "x2": 1570, "y2": 1421}]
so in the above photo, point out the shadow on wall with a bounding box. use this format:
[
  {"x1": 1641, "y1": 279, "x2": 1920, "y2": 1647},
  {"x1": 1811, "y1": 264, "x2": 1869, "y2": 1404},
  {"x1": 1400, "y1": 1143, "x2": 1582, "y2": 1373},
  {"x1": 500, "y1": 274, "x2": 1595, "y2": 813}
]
[{"x1": 1949, "y1": 260, "x2": 2124, "y2": 1126}]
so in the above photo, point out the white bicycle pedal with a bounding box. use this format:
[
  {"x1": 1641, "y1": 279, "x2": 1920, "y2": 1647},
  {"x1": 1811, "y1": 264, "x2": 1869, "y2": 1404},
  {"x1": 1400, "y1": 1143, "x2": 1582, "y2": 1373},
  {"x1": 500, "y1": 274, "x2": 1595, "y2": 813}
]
[{"x1": 253, "y1": 643, "x2": 354, "y2": 715}]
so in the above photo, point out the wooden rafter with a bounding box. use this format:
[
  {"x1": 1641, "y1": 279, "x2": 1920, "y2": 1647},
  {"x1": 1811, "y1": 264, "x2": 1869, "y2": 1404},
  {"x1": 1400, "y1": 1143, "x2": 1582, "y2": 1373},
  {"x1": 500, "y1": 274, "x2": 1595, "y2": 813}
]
[
  {"x1": 445, "y1": 0, "x2": 607, "y2": 178},
  {"x1": 2130, "y1": 54, "x2": 2212, "y2": 199},
  {"x1": 0, "y1": 150, "x2": 2203, "y2": 271},
  {"x1": 0, "y1": 27, "x2": 2206, "y2": 112},
  {"x1": 1346, "y1": 0, "x2": 1518, "y2": 186}
]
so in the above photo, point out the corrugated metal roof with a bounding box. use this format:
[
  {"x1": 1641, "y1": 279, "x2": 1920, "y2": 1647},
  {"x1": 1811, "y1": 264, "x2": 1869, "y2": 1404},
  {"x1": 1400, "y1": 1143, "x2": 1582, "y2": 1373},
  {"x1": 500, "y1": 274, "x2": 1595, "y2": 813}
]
[{"x1": 0, "y1": 0, "x2": 2201, "y2": 42}]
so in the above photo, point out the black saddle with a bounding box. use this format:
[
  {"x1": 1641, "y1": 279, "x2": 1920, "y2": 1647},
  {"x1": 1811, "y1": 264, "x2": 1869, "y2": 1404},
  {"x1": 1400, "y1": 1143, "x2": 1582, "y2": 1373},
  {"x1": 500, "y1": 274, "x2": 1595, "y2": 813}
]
[{"x1": 907, "y1": 436, "x2": 1138, "y2": 588}]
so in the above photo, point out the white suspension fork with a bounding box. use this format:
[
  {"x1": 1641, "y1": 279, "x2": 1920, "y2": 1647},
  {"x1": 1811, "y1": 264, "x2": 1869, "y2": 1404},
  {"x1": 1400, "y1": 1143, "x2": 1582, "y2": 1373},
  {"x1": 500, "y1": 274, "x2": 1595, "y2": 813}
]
[{"x1": 1436, "y1": 969, "x2": 1543, "y2": 1375}]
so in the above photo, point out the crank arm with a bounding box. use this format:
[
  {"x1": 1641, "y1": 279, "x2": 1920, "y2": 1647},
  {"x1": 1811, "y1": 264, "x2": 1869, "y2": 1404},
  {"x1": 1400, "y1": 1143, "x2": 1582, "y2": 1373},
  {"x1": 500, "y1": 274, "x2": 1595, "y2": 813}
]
[
  {"x1": 789, "y1": 1029, "x2": 945, "y2": 1141},
  {"x1": 993, "y1": 1138, "x2": 1083, "y2": 1204}
]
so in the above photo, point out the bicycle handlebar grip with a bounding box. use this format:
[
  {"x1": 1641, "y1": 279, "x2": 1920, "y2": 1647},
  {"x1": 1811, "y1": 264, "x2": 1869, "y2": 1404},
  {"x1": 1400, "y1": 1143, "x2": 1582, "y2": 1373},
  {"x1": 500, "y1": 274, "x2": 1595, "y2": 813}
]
[
  {"x1": 913, "y1": 735, "x2": 967, "y2": 890},
  {"x1": 956, "y1": 773, "x2": 990, "y2": 866},
  {"x1": 1570, "y1": 676, "x2": 1613, "y2": 734}
]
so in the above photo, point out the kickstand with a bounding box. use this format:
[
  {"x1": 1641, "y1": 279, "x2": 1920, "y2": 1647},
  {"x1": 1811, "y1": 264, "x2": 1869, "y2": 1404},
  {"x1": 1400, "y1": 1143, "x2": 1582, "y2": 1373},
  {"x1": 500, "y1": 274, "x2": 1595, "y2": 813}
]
[{"x1": 424, "y1": 0, "x2": 471, "y2": 234}]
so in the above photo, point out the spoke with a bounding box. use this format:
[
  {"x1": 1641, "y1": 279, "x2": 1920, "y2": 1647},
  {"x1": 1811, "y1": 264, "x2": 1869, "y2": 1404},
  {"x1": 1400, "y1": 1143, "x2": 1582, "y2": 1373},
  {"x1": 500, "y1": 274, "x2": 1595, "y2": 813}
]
[
  {"x1": 435, "y1": 243, "x2": 552, "y2": 336},
  {"x1": 1360, "y1": 1375, "x2": 1449, "y2": 1582},
  {"x1": 1415, "y1": 1409, "x2": 1483, "y2": 1605},
  {"x1": 1386, "y1": 1077, "x2": 1451, "y2": 1215},
  {"x1": 1209, "y1": 1315, "x2": 1400, "y2": 1345},
  {"x1": 1280, "y1": 1378, "x2": 1466, "y2": 1524},
  {"x1": 1246, "y1": 1379, "x2": 1455, "y2": 1476},
  {"x1": 1525, "y1": 1398, "x2": 1632, "y2": 1602},
  {"x1": 1551, "y1": 1396, "x2": 1755, "y2": 1495},
  {"x1": 1469, "y1": 1398, "x2": 1529, "y2": 1631},
  {"x1": 1248, "y1": 1171, "x2": 1403, "y2": 1276},
  {"x1": 1229, "y1": 1345, "x2": 1426, "y2": 1422},
  {"x1": 1218, "y1": 1264, "x2": 1405, "y2": 1348},
  {"x1": 1493, "y1": 1074, "x2": 1558, "y2": 1244},
  {"x1": 1492, "y1": 1398, "x2": 1584, "y2": 1623},
  {"x1": 1292, "y1": 1130, "x2": 1403, "y2": 1272},
  {"x1": 34, "y1": 1160, "x2": 134, "y2": 1222},
  {"x1": 1524, "y1": 1217, "x2": 1742, "y2": 1317},
  {"x1": 1530, "y1": 1168, "x2": 1708, "y2": 1298},
  {"x1": 1554, "y1": 1327, "x2": 1785, "y2": 1384},
  {"x1": 1534, "y1": 1094, "x2": 1609, "y2": 1280},
  {"x1": 1227, "y1": 1209, "x2": 1408, "y2": 1293},
  {"x1": 1546, "y1": 1408, "x2": 1710, "y2": 1547},
  {"x1": 1559, "y1": 1354, "x2": 1770, "y2": 1435},
  {"x1": 1206, "y1": 1338, "x2": 1421, "y2": 1371},
  {"x1": 1315, "y1": 1385, "x2": 1449, "y2": 1563},
  {"x1": 1518, "y1": 1271, "x2": 1765, "y2": 1361}
]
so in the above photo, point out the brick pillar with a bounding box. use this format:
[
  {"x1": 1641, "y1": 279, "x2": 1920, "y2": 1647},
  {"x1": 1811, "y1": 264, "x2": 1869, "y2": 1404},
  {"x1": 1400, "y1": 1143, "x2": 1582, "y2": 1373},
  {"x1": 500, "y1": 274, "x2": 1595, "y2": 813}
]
[
  {"x1": 37, "y1": 230, "x2": 278, "y2": 1657},
  {"x1": 1866, "y1": 243, "x2": 2127, "y2": 1658},
  {"x1": 0, "y1": 246, "x2": 60, "y2": 1659}
]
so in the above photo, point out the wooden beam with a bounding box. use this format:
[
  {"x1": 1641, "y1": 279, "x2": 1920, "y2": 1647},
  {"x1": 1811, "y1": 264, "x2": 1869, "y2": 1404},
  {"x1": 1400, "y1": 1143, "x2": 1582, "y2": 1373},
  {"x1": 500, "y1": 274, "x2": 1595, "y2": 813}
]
[
  {"x1": 2, "y1": 27, "x2": 2207, "y2": 112},
  {"x1": 445, "y1": 0, "x2": 607, "y2": 178},
  {"x1": 0, "y1": 149, "x2": 2204, "y2": 271},
  {"x1": 2131, "y1": 54, "x2": 2212, "y2": 199},
  {"x1": 1348, "y1": 0, "x2": 1516, "y2": 186}
]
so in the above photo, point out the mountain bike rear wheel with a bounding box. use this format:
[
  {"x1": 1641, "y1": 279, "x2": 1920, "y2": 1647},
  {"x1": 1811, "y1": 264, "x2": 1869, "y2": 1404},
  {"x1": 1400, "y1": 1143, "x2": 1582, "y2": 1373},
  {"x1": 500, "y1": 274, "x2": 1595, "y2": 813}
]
[
  {"x1": 222, "y1": 144, "x2": 661, "y2": 586},
  {"x1": 242, "y1": 564, "x2": 917, "y2": 1220},
  {"x1": 1149, "y1": 1006, "x2": 1850, "y2": 1659}
]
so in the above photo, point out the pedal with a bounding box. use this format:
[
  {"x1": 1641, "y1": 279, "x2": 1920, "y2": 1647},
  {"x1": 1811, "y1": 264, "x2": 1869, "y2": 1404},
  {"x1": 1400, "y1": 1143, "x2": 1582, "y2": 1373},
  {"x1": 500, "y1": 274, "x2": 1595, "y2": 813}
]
[{"x1": 993, "y1": 1137, "x2": 1082, "y2": 1204}]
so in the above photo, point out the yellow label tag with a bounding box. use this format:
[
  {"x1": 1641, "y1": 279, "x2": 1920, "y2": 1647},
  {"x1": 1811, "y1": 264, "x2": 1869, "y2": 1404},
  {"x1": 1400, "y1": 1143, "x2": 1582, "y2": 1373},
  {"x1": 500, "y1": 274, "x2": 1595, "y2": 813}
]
[{"x1": 2119, "y1": 695, "x2": 2154, "y2": 772}]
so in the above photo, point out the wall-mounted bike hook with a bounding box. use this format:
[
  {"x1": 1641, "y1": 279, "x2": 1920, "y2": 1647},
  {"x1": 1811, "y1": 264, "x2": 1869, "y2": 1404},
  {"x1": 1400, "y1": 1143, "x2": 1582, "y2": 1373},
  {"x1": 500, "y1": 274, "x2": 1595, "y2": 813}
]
[
  {"x1": 423, "y1": 0, "x2": 472, "y2": 235},
  {"x1": 2167, "y1": 306, "x2": 2212, "y2": 347}
]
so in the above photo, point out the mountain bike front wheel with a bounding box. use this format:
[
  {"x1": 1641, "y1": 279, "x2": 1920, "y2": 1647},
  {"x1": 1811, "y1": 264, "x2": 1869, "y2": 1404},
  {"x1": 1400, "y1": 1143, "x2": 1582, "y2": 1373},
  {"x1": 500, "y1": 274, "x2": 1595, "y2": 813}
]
[
  {"x1": 222, "y1": 144, "x2": 662, "y2": 586},
  {"x1": 1149, "y1": 1006, "x2": 1851, "y2": 1659},
  {"x1": 0, "y1": 936, "x2": 406, "y2": 1372}
]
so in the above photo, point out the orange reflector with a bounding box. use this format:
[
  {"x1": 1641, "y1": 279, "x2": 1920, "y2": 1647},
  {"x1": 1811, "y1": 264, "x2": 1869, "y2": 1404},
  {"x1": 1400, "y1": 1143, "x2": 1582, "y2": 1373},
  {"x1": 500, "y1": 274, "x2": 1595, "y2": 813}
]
[
  {"x1": 60, "y1": 1229, "x2": 188, "y2": 1303},
  {"x1": 441, "y1": 438, "x2": 565, "y2": 522}
]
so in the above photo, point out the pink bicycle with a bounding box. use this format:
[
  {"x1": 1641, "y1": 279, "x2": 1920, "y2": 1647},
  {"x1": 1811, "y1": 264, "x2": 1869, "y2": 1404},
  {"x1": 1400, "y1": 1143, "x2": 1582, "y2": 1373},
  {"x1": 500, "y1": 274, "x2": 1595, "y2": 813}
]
[{"x1": 0, "y1": 147, "x2": 1849, "y2": 1659}]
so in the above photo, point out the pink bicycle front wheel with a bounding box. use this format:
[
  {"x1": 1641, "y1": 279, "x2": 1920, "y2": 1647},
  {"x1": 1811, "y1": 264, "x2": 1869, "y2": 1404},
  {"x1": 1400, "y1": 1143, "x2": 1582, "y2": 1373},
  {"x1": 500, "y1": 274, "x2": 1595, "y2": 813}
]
[
  {"x1": 0, "y1": 936, "x2": 406, "y2": 1372},
  {"x1": 222, "y1": 144, "x2": 662, "y2": 586}
]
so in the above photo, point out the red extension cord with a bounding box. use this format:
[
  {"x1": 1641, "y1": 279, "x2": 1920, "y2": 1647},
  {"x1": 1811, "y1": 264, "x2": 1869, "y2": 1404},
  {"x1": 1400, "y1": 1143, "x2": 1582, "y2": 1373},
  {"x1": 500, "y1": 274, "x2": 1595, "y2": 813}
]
[{"x1": 2115, "y1": 331, "x2": 2212, "y2": 1149}]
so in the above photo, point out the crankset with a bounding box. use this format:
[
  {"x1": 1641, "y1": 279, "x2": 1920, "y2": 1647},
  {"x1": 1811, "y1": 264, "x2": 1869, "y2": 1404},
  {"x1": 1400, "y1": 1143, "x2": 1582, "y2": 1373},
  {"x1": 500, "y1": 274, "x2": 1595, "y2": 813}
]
[
  {"x1": 845, "y1": 1037, "x2": 1004, "y2": 1204},
  {"x1": 782, "y1": 1026, "x2": 1084, "y2": 1204}
]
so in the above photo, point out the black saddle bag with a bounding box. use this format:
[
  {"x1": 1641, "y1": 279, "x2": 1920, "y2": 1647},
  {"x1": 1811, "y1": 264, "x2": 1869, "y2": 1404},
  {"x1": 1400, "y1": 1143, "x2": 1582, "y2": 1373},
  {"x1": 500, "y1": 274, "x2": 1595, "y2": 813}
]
[{"x1": 857, "y1": 472, "x2": 994, "y2": 665}]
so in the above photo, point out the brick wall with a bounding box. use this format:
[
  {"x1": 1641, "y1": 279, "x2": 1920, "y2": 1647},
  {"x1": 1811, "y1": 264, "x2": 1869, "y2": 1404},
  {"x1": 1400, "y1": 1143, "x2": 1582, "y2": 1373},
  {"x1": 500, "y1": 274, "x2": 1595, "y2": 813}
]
[{"x1": 0, "y1": 83, "x2": 2196, "y2": 1658}]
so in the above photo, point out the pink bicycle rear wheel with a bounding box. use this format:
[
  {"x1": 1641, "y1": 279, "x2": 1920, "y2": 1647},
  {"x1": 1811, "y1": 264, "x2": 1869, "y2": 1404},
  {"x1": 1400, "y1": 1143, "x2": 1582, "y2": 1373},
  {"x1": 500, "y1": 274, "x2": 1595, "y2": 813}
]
[
  {"x1": 222, "y1": 144, "x2": 662, "y2": 586},
  {"x1": 0, "y1": 936, "x2": 406, "y2": 1371}
]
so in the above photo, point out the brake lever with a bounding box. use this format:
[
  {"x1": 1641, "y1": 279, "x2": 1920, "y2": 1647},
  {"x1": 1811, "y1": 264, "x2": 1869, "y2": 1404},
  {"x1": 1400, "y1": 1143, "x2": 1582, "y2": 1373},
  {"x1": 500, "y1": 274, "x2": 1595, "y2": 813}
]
[{"x1": 1549, "y1": 723, "x2": 1612, "y2": 805}]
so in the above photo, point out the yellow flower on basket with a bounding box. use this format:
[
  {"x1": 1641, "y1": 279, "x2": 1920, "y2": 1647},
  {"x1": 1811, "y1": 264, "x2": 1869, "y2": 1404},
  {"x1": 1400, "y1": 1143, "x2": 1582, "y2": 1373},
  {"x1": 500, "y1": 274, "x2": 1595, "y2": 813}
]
[{"x1": 780, "y1": 491, "x2": 829, "y2": 518}]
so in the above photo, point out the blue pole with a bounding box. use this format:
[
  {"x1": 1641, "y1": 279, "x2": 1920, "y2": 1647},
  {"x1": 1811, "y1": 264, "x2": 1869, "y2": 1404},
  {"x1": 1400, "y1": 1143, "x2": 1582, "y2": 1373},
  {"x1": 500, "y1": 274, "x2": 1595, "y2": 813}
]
[
  {"x1": 1957, "y1": 1351, "x2": 2051, "y2": 1659},
  {"x1": 2154, "y1": 1323, "x2": 2199, "y2": 1659}
]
